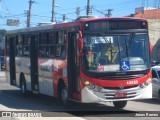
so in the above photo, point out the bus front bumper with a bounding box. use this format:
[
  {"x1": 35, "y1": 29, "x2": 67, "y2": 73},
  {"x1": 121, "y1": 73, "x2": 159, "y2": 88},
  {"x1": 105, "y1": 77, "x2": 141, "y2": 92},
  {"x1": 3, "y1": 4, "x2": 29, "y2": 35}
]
[{"x1": 81, "y1": 83, "x2": 152, "y2": 103}]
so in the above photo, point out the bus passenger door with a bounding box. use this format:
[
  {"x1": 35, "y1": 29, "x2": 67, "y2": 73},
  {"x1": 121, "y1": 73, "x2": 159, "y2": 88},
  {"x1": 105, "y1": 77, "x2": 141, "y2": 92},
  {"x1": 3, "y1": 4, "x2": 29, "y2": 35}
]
[
  {"x1": 30, "y1": 35, "x2": 39, "y2": 94},
  {"x1": 68, "y1": 32, "x2": 80, "y2": 98},
  {"x1": 9, "y1": 37, "x2": 16, "y2": 85}
]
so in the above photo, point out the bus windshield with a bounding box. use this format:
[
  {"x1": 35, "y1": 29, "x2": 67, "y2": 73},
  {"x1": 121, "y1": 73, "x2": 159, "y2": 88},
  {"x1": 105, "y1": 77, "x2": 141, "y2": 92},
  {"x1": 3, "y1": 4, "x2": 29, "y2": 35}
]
[{"x1": 82, "y1": 33, "x2": 150, "y2": 72}]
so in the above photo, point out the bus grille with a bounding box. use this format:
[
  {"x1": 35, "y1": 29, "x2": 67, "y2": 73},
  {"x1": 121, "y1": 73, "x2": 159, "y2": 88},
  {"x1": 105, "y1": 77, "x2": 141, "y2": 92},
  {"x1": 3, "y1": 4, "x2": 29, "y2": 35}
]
[{"x1": 96, "y1": 85, "x2": 143, "y2": 100}]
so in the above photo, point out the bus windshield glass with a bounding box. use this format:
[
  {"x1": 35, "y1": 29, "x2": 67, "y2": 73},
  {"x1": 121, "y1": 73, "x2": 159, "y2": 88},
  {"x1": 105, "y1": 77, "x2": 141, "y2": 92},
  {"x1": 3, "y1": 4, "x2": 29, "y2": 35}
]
[{"x1": 82, "y1": 33, "x2": 150, "y2": 72}]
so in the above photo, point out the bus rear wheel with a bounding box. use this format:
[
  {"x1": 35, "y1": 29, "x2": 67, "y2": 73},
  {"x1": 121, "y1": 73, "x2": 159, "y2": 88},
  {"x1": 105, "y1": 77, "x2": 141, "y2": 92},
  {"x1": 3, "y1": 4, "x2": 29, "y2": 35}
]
[
  {"x1": 20, "y1": 76, "x2": 28, "y2": 96},
  {"x1": 113, "y1": 101, "x2": 127, "y2": 109}
]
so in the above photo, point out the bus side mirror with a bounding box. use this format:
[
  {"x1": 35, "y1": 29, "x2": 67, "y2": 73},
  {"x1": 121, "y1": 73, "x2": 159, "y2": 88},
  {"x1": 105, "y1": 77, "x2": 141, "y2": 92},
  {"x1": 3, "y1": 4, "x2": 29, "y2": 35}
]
[{"x1": 78, "y1": 31, "x2": 83, "y2": 50}]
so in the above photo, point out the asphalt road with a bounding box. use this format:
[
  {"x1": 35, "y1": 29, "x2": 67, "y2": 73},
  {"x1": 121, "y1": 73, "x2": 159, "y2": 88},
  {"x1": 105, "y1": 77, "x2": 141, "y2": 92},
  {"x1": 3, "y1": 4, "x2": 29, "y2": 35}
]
[{"x1": 0, "y1": 71, "x2": 160, "y2": 120}]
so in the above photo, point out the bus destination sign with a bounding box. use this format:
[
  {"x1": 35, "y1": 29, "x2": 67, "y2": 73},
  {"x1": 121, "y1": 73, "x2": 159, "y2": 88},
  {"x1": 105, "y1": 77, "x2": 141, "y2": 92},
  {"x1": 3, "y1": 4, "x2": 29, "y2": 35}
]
[{"x1": 83, "y1": 20, "x2": 148, "y2": 31}]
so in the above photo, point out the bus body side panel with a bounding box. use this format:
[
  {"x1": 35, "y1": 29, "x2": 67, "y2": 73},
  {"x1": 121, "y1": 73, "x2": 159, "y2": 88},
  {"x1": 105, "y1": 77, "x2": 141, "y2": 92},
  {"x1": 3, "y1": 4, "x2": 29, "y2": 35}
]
[
  {"x1": 38, "y1": 58, "x2": 54, "y2": 96},
  {"x1": 21, "y1": 57, "x2": 31, "y2": 91},
  {"x1": 15, "y1": 57, "x2": 21, "y2": 87},
  {"x1": 6, "y1": 57, "x2": 10, "y2": 83}
]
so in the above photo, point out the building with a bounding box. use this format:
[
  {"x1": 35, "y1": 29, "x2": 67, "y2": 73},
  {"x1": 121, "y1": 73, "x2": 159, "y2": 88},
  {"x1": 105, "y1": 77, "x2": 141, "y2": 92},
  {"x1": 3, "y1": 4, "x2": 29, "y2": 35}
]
[{"x1": 132, "y1": 7, "x2": 160, "y2": 61}]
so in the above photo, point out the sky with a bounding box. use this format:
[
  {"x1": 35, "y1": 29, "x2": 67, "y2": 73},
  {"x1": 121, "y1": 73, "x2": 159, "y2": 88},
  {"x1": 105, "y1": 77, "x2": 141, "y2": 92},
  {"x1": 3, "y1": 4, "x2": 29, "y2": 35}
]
[{"x1": 0, "y1": 0, "x2": 159, "y2": 30}]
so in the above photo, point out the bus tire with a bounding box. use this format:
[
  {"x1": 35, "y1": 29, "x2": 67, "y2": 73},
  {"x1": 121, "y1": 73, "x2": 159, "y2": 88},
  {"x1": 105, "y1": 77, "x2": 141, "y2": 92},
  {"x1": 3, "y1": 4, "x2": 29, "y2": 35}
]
[
  {"x1": 113, "y1": 101, "x2": 127, "y2": 109},
  {"x1": 20, "y1": 75, "x2": 28, "y2": 96},
  {"x1": 58, "y1": 81, "x2": 68, "y2": 106}
]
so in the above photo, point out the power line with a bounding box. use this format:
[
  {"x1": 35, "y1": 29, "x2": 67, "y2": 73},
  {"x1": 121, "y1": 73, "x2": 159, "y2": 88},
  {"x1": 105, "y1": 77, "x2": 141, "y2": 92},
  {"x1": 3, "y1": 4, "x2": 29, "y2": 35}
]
[{"x1": 2, "y1": 13, "x2": 24, "y2": 18}]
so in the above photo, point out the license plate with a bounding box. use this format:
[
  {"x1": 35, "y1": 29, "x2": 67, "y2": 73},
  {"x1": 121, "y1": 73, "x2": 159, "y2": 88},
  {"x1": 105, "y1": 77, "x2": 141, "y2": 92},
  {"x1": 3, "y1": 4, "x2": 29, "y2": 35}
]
[{"x1": 115, "y1": 92, "x2": 127, "y2": 98}]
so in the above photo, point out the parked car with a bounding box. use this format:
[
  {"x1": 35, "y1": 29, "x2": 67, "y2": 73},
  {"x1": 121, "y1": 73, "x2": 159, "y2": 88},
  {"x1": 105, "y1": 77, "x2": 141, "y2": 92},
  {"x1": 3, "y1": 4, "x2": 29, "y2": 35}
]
[{"x1": 151, "y1": 66, "x2": 160, "y2": 102}]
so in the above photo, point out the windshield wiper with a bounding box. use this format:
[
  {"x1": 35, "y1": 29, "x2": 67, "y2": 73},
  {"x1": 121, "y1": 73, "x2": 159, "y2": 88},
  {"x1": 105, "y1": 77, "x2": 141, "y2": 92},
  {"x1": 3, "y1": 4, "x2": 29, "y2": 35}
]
[
  {"x1": 124, "y1": 32, "x2": 135, "y2": 61},
  {"x1": 128, "y1": 32, "x2": 135, "y2": 49}
]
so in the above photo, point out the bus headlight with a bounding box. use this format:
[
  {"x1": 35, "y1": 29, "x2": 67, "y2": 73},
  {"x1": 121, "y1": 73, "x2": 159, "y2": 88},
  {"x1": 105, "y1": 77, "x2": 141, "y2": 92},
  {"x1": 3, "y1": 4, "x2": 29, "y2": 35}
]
[
  {"x1": 89, "y1": 83, "x2": 95, "y2": 89},
  {"x1": 82, "y1": 78, "x2": 102, "y2": 92},
  {"x1": 95, "y1": 86, "x2": 102, "y2": 92},
  {"x1": 89, "y1": 83, "x2": 102, "y2": 92}
]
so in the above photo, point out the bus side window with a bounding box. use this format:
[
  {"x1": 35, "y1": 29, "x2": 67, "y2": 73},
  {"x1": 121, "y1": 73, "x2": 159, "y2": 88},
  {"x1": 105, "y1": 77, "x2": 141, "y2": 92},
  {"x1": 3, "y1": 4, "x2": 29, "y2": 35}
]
[
  {"x1": 60, "y1": 45, "x2": 66, "y2": 59},
  {"x1": 39, "y1": 46, "x2": 46, "y2": 58},
  {"x1": 23, "y1": 46, "x2": 30, "y2": 56},
  {"x1": 16, "y1": 35, "x2": 23, "y2": 56},
  {"x1": 39, "y1": 32, "x2": 46, "y2": 58},
  {"x1": 22, "y1": 35, "x2": 30, "y2": 57},
  {"x1": 46, "y1": 32, "x2": 55, "y2": 58},
  {"x1": 56, "y1": 44, "x2": 61, "y2": 57},
  {"x1": 39, "y1": 32, "x2": 55, "y2": 59},
  {"x1": 49, "y1": 46, "x2": 55, "y2": 58},
  {"x1": 55, "y1": 31, "x2": 66, "y2": 59}
]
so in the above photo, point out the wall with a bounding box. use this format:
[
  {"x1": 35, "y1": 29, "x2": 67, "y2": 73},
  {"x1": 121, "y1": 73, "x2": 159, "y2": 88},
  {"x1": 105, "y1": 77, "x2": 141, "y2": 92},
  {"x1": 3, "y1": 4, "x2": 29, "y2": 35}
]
[{"x1": 148, "y1": 19, "x2": 160, "y2": 61}]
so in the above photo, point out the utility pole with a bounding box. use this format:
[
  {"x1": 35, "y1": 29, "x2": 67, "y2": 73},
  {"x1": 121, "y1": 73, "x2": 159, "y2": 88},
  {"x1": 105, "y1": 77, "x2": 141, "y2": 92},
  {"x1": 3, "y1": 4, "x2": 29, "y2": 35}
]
[
  {"x1": 105, "y1": 9, "x2": 113, "y2": 17},
  {"x1": 51, "y1": 0, "x2": 55, "y2": 22},
  {"x1": 27, "y1": 0, "x2": 34, "y2": 27},
  {"x1": 63, "y1": 14, "x2": 66, "y2": 21},
  {"x1": 86, "y1": 0, "x2": 90, "y2": 16},
  {"x1": 76, "y1": 7, "x2": 80, "y2": 17}
]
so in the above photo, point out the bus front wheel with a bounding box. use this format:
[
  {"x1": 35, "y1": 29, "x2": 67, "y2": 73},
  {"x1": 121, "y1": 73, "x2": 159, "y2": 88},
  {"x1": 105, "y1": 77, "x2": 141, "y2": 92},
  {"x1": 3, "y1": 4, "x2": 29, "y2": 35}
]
[
  {"x1": 58, "y1": 83, "x2": 68, "y2": 106},
  {"x1": 113, "y1": 101, "x2": 127, "y2": 109}
]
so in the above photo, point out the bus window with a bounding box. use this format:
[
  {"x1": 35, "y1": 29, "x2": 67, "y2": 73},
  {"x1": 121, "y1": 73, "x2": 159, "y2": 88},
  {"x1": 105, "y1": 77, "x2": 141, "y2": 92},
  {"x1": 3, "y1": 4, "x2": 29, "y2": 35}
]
[
  {"x1": 39, "y1": 32, "x2": 46, "y2": 58},
  {"x1": 55, "y1": 31, "x2": 66, "y2": 59},
  {"x1": 16, "y1": 35, "x2": 23, "y2": 56},
  {"x1": 39, "y1": 32, "x2": 55, "y2": 58},
  {"x1": 22, "y1": 35, "x2": 30, "y2": 57},
  {"x1": 56, "y1": 44, "x2": 61, "y2": 57},
  {"x1": 48, "y1": 32, "x2": 55, "y2": 44},
  {"x1": 39, "y1": 33, "x2": 46, "y2": 45},
  {"x1": 46, "y1": 46, "x2": 55, "y2": 58},
  {"x1": 46, "y1": 32, "x2": 55, "y2": 58},
  {"x1": 23, "y1": 46, "x2": 30, "y2": 56},
  {"x1": 39, "y1": 46, "x2": 46, "y2": 58}
]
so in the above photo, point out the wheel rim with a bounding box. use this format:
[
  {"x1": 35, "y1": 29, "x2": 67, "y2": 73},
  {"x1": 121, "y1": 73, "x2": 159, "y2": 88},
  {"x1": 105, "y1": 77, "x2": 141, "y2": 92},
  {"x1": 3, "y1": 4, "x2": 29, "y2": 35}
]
[
  {"x1": 21, "y1": 82, "x2": 25, "y2": 93},
  {"x1": 61, "y1": 88, "x2": 67, "y2": 103}
]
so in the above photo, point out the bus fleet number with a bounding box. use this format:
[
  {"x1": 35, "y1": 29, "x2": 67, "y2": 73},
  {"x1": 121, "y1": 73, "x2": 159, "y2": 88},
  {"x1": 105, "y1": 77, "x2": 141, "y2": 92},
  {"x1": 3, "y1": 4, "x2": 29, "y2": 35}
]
[{"x1": 126, "y1": 80, "x2": 138, "y2": 85}]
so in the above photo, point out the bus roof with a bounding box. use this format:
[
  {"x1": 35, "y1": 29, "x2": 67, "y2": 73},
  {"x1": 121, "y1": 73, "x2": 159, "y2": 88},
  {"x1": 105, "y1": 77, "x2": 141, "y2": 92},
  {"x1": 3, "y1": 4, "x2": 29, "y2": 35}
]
[{"x1": 6, "y1": 17, "x2": 147, "y2": 35}]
